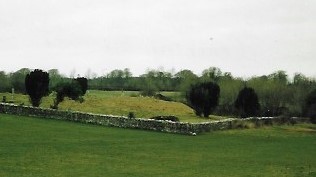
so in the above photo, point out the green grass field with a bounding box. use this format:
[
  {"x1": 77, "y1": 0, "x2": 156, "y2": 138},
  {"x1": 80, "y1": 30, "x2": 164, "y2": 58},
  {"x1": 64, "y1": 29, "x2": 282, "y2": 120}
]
[
  {"x1": 1, "y1": 114, "x2": 315, "y2": 177},
  {"x1": 0, "y1": 90, "x2": 226, "y2": 122}
]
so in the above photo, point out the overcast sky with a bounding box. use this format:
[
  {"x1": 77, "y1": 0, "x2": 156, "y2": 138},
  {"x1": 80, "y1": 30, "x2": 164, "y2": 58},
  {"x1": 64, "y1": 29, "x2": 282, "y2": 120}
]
[{"x1": 0, "y1": 0, "x2": 315, "y2": 78}]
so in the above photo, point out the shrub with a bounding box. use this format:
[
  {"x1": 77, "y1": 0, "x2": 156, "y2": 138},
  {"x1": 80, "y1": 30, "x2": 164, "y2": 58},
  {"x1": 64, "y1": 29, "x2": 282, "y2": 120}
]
[
  {"x1": 310, "y1": 112, "x2": 316, "y2": 124},
  {"x1": 2, "y1": 96, "x2": 6, "y2": 103},
  {"x1": 51, "y1": 81, "x2": 83, "y2": 109},
  {"x1": 25, "y1": 69, "x2": 49, "y2": 107},
  {"x1": 140, "y1": 83, "x2": 158, "y2": 97},
  {"x1": 303, "y1": 89, "x2": 316, "y2": 123},
  {"x1": 235, "y1": 87, "x2": 260, "y2": 118},
  {"x1": 128, "y1": 112, "x2": 135, "y2": 119},
  {"x1": 74, "y1": 77, "x2": 88, "y2": 95},
  {"x1": 186, "y1": 82, "x2": 220, "y2": 117}
]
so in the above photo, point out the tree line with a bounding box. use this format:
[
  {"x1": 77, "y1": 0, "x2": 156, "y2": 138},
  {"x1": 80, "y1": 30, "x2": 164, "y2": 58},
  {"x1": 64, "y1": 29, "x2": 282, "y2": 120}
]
[{"x1": 1, "y1": 67, "x2": 316, "y2": 120}]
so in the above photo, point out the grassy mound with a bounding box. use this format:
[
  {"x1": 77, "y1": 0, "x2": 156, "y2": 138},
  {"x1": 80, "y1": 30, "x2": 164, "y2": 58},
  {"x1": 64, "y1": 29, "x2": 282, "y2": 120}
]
[{"x1": 1, "y1": 90, "x2": 226, "y2": 122}]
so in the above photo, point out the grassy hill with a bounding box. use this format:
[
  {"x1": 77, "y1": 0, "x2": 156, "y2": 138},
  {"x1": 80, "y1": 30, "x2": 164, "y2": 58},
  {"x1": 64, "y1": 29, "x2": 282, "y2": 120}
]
[
  {"x1": 0, "y1": 90, "x2": 225, "y2": 122},
  {"x1": 1, "y1": 114, "x2": 315, "y2": 177}
]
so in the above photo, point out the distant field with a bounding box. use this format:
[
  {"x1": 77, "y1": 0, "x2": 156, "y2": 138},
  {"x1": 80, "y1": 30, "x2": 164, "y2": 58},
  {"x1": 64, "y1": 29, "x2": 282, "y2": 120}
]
[
  {"x1": 1, "y1": 114, "x2": 315, "y2": 177},
  {"x1": 0, "y1": 90, "x2": 226, "y2": 122}
]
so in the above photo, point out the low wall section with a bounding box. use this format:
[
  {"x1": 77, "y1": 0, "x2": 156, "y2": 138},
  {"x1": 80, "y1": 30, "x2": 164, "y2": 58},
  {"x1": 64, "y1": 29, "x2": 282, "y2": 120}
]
[{"x1": 0, "y1": 103, "x2": 303, "y2": 135}]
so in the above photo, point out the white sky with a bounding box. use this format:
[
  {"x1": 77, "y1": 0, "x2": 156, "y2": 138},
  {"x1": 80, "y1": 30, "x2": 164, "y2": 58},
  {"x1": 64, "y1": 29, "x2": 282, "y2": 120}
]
[{"x1": 0, "y1": 0, "x2": 315, "y2": 78}]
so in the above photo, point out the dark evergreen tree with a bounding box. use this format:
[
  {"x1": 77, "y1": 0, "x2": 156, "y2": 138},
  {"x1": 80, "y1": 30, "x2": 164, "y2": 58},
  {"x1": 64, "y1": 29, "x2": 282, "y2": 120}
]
[
  {"x1": 235, "y1": 87, "x2": 260, "y2": 118},
  {"x1": 74, "y1": 77, "x2": 88, "y2": 95},
  {"x1": 51, "y1": 81, "x2": 83, "y2": 109},
  {"x1": 25, "y1": 69, "x2": 49, "y2": 107},
  {"x1": 186, "y1": 82, "x2": 220, "y2": 117},
  {"x1": 304, "y1": 89, "x2": 316, "y2": 123}
]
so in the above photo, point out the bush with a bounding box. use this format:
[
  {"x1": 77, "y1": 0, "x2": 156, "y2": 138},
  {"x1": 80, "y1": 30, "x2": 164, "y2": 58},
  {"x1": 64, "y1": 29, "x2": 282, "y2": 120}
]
[
  {"x1": 128, "y1": 112, "x2": 135, "y2": 119},
  {"x1": 25, "y1": 69, "x2": 49, "y2": 107},
  {"x1": 2, "y1": 96, "x2": 6, "y2": 103},
  {"x1": 74, "y1": 77, "x2": 88, "y2": 95},
  {"x1": 305, "y1": 103, "x2": 316, "y2": 124},
  {"x1": 51, "y1": 81, "x2": 83, "y2": 109},
  {"x1": 150, "y1": 116, "x2": 179, "y2": 122},
  {"x1": 303, "y1": 89, "x2": 316, "y2": 123},
  {"x1": 186, "y1": 82, "x2": 220, "y2": 117},
  {"x1": 235, "y1": 87, "x2": 260, "y2": 118},
  {"x1": 140, "y1": 84, "x2": 158, "y2": 97}
]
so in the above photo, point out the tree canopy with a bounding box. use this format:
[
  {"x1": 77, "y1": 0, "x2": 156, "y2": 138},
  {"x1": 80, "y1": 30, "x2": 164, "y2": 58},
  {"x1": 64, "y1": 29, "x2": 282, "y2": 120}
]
[
  {"x1": 25, "y1": 69, "x2": 50, "y2": 107},
  {"x1": 235, "y1": 87, "x2": 260, "y2": 118},
  {"x1": 304, "y1": 89, "x2": 316, "y2": 123},
  {"x1": 186, "y1": 82, "x2": 220, "y2": 117}
]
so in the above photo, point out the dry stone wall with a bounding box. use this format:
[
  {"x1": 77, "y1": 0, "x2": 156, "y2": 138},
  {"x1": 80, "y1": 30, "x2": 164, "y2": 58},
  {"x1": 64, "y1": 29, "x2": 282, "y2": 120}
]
[{"x1": 0, "y1": 103, "x2": 303, "y2": 135}]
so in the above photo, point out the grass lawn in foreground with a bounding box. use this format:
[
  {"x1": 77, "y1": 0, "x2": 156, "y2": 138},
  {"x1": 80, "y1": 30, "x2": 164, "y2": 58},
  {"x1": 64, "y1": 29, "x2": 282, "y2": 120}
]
[{"x1": 0, "y1": 114, "x2": 315, "y2": 177}]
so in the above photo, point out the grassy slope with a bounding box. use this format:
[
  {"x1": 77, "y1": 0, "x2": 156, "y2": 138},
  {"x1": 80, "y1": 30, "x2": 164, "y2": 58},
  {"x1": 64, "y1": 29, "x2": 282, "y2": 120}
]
[
  {"x1": 1, "y1": 114, "x2": 315, "y2": 177},
  {"x1": 0, "y1": 91, "x2": 225, "y2": 122}
]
